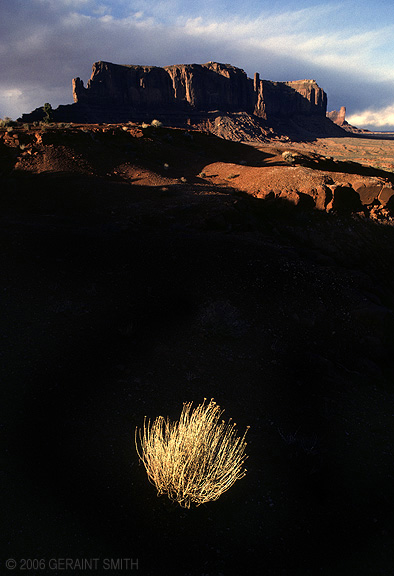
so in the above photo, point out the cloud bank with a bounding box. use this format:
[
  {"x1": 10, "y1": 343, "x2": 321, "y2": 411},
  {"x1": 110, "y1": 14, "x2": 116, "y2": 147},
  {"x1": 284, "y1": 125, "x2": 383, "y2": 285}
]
[
  {"x1": 348, "y1": 105, "x2": 394, "y2": 131},
  {"x1": 2, "y1": 0, "x2": 394, "y2": 129}
]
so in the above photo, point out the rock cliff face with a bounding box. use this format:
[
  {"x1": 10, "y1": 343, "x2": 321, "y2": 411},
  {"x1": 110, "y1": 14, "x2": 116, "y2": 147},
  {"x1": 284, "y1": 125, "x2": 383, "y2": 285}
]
[
  {"x1": 254, "y1": 76, "x2": 327, "y2": 119},
  {"x1": 327, "y1": 106, "x2": 347, "y2": 126},
  {"x1": 20, "y1": 61, "x2": 332, "y2": 133},
  {"x1": 72, "y1": 61, "x2": 255, "y2": 116},
  {"x1": 69, "y1": 61, "x2": 327, "y2": 123}
]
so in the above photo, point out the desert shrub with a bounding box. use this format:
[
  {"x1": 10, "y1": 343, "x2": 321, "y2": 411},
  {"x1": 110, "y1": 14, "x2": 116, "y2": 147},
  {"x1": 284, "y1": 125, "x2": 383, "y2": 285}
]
[
  {"x1": 141, "y1": 122, "x2": 150, "y2": 129},
  {"x1": 135, "y1": 398, "x2": 249, "y2": 508},
  {"x1": 151, "y1": 119, "x2": 162, "y2": 128},
  {"x1": 282, "y1": 150, "x2": 296, "y2": 164},
  {"x1": 0, "y1": 117, "x2": 13, "y2": 127},
  {"x1": 42, "y1": 102, "x2": 53, "y2": 123}
]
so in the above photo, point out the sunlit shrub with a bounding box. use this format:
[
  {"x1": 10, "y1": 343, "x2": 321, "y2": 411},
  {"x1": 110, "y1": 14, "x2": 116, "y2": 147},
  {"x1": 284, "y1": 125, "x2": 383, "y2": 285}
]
[
  {"x1": 135, "y1": 398, "x2": 249, "y2": 508},
  {"x1": 282, "y1": 150, "x2": 296, "y2": 164}
]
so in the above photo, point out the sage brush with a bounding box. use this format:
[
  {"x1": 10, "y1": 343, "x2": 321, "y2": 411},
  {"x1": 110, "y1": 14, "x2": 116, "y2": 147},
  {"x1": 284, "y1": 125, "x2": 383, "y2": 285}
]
[{"x1": 135, "y1": 399, "x2": 248, "y2": 508}]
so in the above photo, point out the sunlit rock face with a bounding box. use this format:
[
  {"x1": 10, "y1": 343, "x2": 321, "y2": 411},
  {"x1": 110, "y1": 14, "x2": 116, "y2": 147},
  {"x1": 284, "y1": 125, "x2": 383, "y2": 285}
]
[{"x1": 327, "y1": 106, "x2": 347, "y2": 126}]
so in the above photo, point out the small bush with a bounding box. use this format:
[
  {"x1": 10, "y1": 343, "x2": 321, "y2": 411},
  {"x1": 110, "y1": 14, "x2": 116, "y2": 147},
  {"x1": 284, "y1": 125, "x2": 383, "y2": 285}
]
[
  {"x1": 151, "y1": 119, "x2": 163, "y2": 128},
  {"x1": 135, "y1": 398, "x2": 249, "y2": 508},
  {"x1": 0, "y1": 117, "x2": 13, "y2": 128},
  {"x1": 282, "y1": 150, "x2": 296, "y2": 164},
  {"x1": 42, "y1": 102, "x2": 53, "y2": 123}
]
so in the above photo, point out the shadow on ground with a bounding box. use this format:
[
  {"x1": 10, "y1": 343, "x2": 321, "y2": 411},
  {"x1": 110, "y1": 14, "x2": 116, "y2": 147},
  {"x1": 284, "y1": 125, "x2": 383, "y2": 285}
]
[{"x1": 2, "y1": 170, "x2": 394, "y2": 575}]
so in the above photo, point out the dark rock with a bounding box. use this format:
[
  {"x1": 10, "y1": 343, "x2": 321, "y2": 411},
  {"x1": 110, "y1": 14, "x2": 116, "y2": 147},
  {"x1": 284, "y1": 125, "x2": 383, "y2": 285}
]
[
  {"x1": 255, "y1": 79, "x2": 327, "y2": 119},
  {"x1": 20, "y1": 60, "x2": 332, "y2": 132},
  {"x1": 330, "y1": 185, "x2": 363, "y2": 213}
]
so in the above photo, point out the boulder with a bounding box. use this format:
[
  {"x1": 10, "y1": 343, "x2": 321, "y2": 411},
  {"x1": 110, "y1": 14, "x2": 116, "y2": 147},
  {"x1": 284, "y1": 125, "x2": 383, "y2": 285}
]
[
  {"x1": 378, "y1": 186, "x2": 394, "y2": 207},
  {"x1": 353, "y1": 180, "x2": 385, "y2": 205}
]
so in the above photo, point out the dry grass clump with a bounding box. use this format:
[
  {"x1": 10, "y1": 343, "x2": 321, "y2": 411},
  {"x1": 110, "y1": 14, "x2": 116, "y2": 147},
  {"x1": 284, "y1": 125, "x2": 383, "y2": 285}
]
[
  {"x1": 282, "y1": 150, "x2": 296, "y2": 164},
  {"x1": 135, "y1": 398, "x2": 249, "y2": 508}
]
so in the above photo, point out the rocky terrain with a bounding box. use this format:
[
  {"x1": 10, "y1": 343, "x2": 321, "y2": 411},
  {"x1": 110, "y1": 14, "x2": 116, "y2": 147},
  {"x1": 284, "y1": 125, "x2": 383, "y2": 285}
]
[{"x1": 3, "y1": 121, "x2": 394, "y2": 575}]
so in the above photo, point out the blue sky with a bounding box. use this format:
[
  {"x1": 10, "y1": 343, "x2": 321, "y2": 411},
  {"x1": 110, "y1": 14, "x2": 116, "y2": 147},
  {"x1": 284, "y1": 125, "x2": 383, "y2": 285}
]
[{"x1": 2, "y1": 0, "x2": 394, "y2": 129}]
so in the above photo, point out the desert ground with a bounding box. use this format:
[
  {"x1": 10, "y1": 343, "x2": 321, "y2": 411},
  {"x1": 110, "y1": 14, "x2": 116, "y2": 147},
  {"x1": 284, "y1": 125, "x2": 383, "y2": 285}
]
[{"x1": 2, "y1": 123, "x2": 394, "y2": 575}]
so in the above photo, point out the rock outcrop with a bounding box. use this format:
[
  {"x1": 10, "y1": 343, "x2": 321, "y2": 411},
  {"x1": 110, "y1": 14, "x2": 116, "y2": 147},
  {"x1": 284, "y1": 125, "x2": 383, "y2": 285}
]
[
  {"x1": 326, "y1": 106, "x2": 367, "y2": 134},
  {"x1": 327, "y1": 106, "x2": 347, "y2": 126},
  {"x1": 71, "y1": 61, "x2": 327, "y2": 120},
  {"x1": 254, "y1": 77, "x2": 327, "y2": 119},
  {"x1": 21, "y1": 61, "x2": 332, "y2": 132}
]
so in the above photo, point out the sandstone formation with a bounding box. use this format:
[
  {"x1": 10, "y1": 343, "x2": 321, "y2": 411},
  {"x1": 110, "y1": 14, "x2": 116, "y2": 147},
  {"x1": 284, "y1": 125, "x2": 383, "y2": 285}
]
[
  {"x1": 71, "y1": 61, "x2": 327, "y2": 120},
  {"x1": 21, "y1": 61, "x2": 334, "y2": 134},
  {"x1": 327, "y1": 106, "x2": 347, "y2": 126}
]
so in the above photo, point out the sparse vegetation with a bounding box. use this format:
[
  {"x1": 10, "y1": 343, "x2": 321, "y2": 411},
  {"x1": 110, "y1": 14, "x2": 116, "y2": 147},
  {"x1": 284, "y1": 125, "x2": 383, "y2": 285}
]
[
  {"x1": 151, "y1": 119, "x2": 163, "y2": 128},
  {"x1": 282, "y1": 150, "x2": 297, "y2": 164},
  {"x1": 42, "y1": 102, "x2": 53, "y2": 124},
  {"x1": 0, "y1": 116, "x2": 14, "y2": 128},
  {"x1": 135, "y1": 398, "x2": 248, "y2": 508}
]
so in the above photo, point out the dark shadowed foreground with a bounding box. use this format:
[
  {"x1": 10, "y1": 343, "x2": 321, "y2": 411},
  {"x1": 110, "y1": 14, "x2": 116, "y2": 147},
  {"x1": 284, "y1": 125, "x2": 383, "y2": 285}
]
[{"x1": 2, "y1": 125, "x2": 394, "y2": 576}]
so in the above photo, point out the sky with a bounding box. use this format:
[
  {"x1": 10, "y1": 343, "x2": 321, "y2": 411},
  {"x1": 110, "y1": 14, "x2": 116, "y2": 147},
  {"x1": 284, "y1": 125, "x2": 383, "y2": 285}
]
[{"x1": 2, "y1": 0, "x2": 394, "y2": 129}]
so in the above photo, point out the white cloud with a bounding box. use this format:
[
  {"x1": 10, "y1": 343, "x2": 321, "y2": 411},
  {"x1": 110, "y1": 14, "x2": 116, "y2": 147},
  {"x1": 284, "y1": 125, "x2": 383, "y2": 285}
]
[
  {"x1": 348, "y1": 105, "x2": 394, "y2": 129},
  {"x1": 92, "y1": 4, "x2": 112, "y2": 16},
  {"x1": 183, "y1": 9, "x2": 394, "y2": 82}
]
